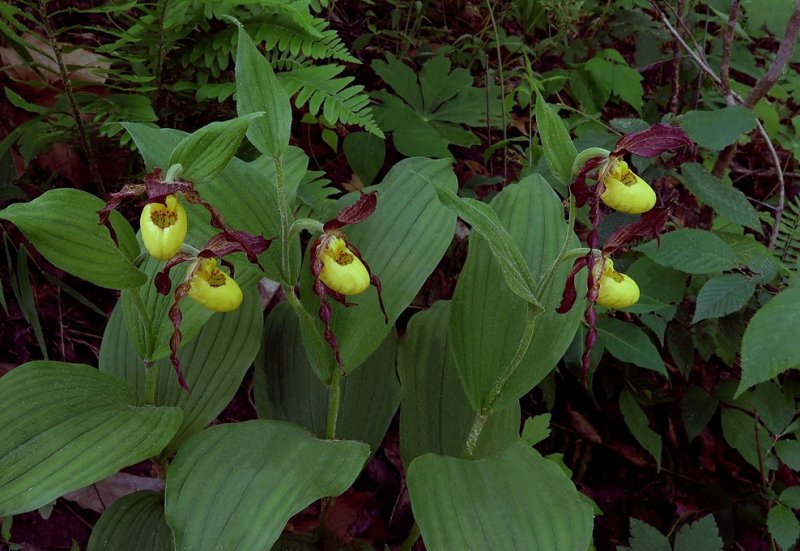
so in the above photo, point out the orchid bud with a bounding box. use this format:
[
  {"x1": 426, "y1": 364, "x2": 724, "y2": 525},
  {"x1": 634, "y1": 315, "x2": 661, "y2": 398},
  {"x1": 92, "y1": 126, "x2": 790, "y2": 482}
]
[
  {"x1": 600, "y1": 159, "x2": 656, "y2": 214},
  {"x1": 140, "y1": 195, "x2": 188, "y2": 260},
  {"x1": 187, "y1": 258, "x2": 243, "y2": 312},
  {"x1": 596, "y1": 258, "x2": 640, "y2": 309},
  {"x1": 318, "y1": 235, "x2": 370, "y2": 296}
]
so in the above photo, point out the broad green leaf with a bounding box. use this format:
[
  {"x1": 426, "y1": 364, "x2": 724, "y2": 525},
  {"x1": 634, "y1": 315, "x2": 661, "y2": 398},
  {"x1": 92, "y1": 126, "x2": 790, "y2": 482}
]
[
  {"x1": 693, "y1": 273, "x2": 756, "y2": 323},
  {"x1": 0, "y1": 189, "x2": 144, "y2": 289},
  {"x1": 343, "y1": 131, "x2": 385, "y2": 186},
  {"x1": 407, "y1": 440, "x2": 593, "y2": 551},
  {"x1": 720, "y1": 408, "x2": 771, "y2": 470},
  {"x1": 103, "y1": 289, "x2": 262, "y2": 452},
  {"x1": 744, "y1": 0, "x2": 795, "y2": 38},
  {"x1": 234, "y1": 23, "x2": 291, "y2": 157},
  {"x1": 619, "y1": 390, "x2": 662, "y2": 468},
  {"x1": 165, "y1": 420, "x2": 369, "y2": 551},
  {"x1": 372, "y1": 94, "x2": 458, "y2": 158},
  {"x1": 87, "y1": 491, "x2": 171, "y2": 551},
  {"x1": 254, "y1": 302, "x2": 400, "y2": 451},
  {"x1": 680, "y1": 163, "x2": 760, "y2": 230},
  {"x1": 304, "y1": 158, "x2": 457, "y2": 372},
  {"x1": 738, "y1": 288, "x2": 800, "y2": 395},
  {"x1": 678, "y1": 107, "x2": 757, "y2": 150},
  {"x1": 535, "y1": 94, "x2": 577, "y2": 186},
  {"x1": 619, "y1": 518, "x2": 670, "y2": 551},
  {"x1": 419, "y1": 56, "x2": 472, "y2": 113},
  {"x1": 450, "y1": 176, "x2": 582, "y2": 412},
  {"x1": 168, "y1": 116, "x2": 254, "y2": 181},
  {"x1": 674, "y1": 514, "x2": 723, "y2": 551},
  {"x1": 623, "y1": 256, "x2": 686, "y2": 314},
  {"x1": 680, "y1": 386, "x2": 719, "y2": 441},
  {"x1": 398, "y1": 301, "x2": 519, "y2": 463},
  {"x1": 123, "y1": 123, "x2": 289, "y2": 283},
  {"x1": 780, "y1": 487, "x2": 800, "y2": 509},
  {"x1": 637, "y1": 229, "x2": 738, "y2": 274},
  {"x1": 776, "y1": 439, "x2": 800, "y2": 470},
  {"x1": 372, "y1": 53, "x2": 424, "y2": 112},
  {"x1": 768, "y1": 504, "x2": 800, "y2": 551},
  {"x1": 0, "y1": 362, "x2": 182, "y2": 516},
  {"x1": 597, "y1": 317, "x2": 666, "y2": 377},
  {"x1": 753, "y1": 382, "x2": 795, "y2": 434}
]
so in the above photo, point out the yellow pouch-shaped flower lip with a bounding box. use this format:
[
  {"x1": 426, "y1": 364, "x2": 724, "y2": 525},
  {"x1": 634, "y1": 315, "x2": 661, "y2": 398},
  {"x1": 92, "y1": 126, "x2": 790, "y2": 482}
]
[
  {"x1": 140, "y1": 195, "x2": 188, "y2": 260},
  {"x1": 319, "y1": 236, "x2": 370, "y2": 296},
  {"x1": 187, "y1": 258, "x2": 243, "y2": 312},
  {"x1": 596, "y1": 258, "x2": 640, "y2": 309},
  {"x1": 600, "y1": 160, "x2": 656, "y2": 214}
]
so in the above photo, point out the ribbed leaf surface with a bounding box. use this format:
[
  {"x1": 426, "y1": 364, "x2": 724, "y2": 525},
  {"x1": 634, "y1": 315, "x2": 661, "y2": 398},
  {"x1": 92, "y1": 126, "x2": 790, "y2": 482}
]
[
  {"x1": 87, "y1": 491, "x2": 171, "y2": 551},
  {"x1": 165, "y1": 421, "x2": 369, "y2": 550},
  {"x1": 0, "y1": 362, "x2": 182, "y2": 516},
  {"x1": 407, "y1": 441, "x2": 594, "y2": 551}
]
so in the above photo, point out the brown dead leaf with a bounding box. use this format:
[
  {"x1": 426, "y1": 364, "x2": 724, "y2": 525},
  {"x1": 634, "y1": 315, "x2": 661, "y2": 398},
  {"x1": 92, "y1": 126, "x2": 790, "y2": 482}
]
[
  {"x1": 0, "y1": 33, "x2": 109, "y2": 86},
  {"x1": 62, "y1": 472, "x2": 164, "y2": 512}
]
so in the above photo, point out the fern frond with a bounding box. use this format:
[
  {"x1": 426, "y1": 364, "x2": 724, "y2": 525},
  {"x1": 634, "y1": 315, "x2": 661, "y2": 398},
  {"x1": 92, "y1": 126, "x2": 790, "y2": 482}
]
[
  {"x1": 775, "y1": 196, "x2": 800, "y2": 269},
  {"x1": 280, "y1": 65, "x2": 384, "y2": 138}
]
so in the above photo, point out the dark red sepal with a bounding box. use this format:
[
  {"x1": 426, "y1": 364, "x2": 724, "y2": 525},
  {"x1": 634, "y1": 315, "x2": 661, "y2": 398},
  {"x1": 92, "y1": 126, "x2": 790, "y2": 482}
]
[
  {"x1": 570, "y1": 156, "x2": 605, "y2": 208},
  {"x1": 347, "y1": 241, "x2": 388, "y2": 324},
  {"x1": 155, "y1": 252, "x2": 195, "y2": 295},
  {"x1": 613, "y1": 123, "x2": 695, "y2": 159},
  {"x1": 555, "y1": 257, "x2": 589, "y2": 314},
  {"x1": 602, "y1": 208, "x2": 669, "y2": 254},
  {"x1": 323, "y1": 192, "x2": 378, "y2": 232},
  {"x1": 167, "y1": 281, "x2": 191, "y2": 393}
]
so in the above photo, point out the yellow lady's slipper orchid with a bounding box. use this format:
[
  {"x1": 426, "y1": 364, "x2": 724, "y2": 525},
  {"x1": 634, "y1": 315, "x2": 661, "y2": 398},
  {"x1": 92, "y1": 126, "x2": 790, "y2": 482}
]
[
  {"x1": 187, "y1": 258, "x2": 243, "y2": 312},
  {"x1": 596, "y1": 258, "x2": 640, "y2": 309},
  {"x1": 318, "y1": 235, "x2": 370, "y2": 295},
  {"x1": 600, "y1": 159, "x2": 656, "y2": 214},
  {"x1": 140, "y1": 195, "x2": 188, "y2": 260}
]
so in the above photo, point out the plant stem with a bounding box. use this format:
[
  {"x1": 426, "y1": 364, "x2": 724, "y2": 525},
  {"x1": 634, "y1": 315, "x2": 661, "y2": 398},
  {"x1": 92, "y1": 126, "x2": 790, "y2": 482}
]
[
  {"x1": 144, "y1": 359, "x2": 158, "y2": 405},
  {"x1": 399, "y1": 522, "x2": 421, "y2": 551},
  {"x1": 273, "y1": 155, "x2": 293, "y2": 282},
  {"x1": 535, "y1": 195, "x2": 577, "y2": 298},
  {"x1": 463, "y1": 413, "x2": 488, "y2": 458},
  {"x1": 151, "y1": 0, "x2": 171, "y2": 112},
  {"x1": 288, "y1": 218, "x2": 325, "y2": 241},
  {"x1": 325, "y1": 368, "x2": 341, "y2": 439},
  {"x1": 128, "y1": 289, "x2": 153, "y2": 360},
  {"x1": 485, "y1": 0, "x2": 507, "y2": 181},
  {"x1": 35, "y1": 0, "x2": 105, "y2": 194}
]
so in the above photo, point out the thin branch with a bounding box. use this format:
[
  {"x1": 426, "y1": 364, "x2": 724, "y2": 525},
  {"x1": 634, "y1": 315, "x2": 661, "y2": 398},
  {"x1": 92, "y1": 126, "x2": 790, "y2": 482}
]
[
  {"x1": 761, "y1": 119, "x2": 787, "y2": 249},
  {"x1": 720, "y1": 0, "x2": 741, "y2": 94}
]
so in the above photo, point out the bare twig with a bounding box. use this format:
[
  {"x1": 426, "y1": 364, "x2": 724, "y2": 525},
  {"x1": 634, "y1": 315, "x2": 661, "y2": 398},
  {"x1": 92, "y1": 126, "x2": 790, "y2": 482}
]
[
  {"x1": 760, "y1": 119, "x2": 787, "y2": 248},
  {"x1": 719, "y1": 0, "x2": 741, "y2": 94},
  {"x1": 669, "y1": 0, "x2": 686, "y2": 114}
]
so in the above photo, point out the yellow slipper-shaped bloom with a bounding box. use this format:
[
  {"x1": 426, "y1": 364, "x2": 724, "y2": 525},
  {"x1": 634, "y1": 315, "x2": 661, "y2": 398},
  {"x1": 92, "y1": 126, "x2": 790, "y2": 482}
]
[
  {"x1": 187, "y1": 258, "x2": 243, "y2": 312},
  {"x1": 600, "y1": 160, "x2": 656, "y2": 214},
  {"x1": 596, "y1": 258, "x2": 640, "y2": 309},
  {"x1": 140, "y1": 195, "x2": 188, "y2": 260},
  {"x1": 319, "y1": 235, "x2": 370, "y2": 295}
]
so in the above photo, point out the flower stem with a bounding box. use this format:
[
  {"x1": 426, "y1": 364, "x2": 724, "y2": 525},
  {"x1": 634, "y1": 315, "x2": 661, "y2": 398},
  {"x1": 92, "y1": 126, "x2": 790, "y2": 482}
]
[
  {"x1": 288, "y1": 218, "x2": 325, "y2": 241},
  {"x1": 129, "y1": 288, "x2": 153, "y2": 360},
  {"x1": 144, "y1": 359, "x2": 158, "y2": 405},
  {"x1": 535, "y1": 194, "x2": 577, "y2": 298},
  {"x1": 463, "y1": 413, "x2": 488, "y2": 458},
  {"x1": 325, "y1": 368, "x2": 342, "y2": 439}
]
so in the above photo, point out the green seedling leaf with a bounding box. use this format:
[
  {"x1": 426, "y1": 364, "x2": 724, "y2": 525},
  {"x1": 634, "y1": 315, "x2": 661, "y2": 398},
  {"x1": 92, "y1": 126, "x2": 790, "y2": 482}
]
[
  {"x1": 678, "y1": 106, "x2": 757, "y2": 150},
  {"x1": 637, "y1": 229, "x2": 738, "y2": 274},
  {"x1": 680, "y1": 163, "x2": 760, "y2": 230},
  {"x1": 674, "y1": 514, "x2": 723, "y2": 551},
  {"x1": 255, "y1": 302, "x2": 400, "y2": 451},
  {"x1": 737, "y1": 288, "x2": 800, "y2": 396},
  {"x1": 168, "y1": 115, "x2": 257, "y2": 181},
  {"x1": 619, "y1": 390, "x2": 662, "y2": 468},
  {"x1": 407, "y1": 440, "x2": 593, "y2": 551},
  {"x1": 233, "y1": 21, "x2": 292, "y2": 158},
  {"x1": 87, "y1": 491, "x2": 171, "y2": 551},
  {"x1": 0, "y1": 362, "x2": 182, "y2": 516},
  {"x1": 398, "y1": 301, "x2": 519, "y2": 463},
  {"x1": 693, "y1": 273, "x2": 756, "y2": 323},
  {"x1": 165, "y1": 421, "x2": 369, "y2": 551},
  {"x1": 535, "y1": 94, "x2": 577, "y2": 186},
  {"x1": 0, "y1": 189, "x2": 145, "y2": 289},
  {"x1": 597, "y1": 317, "x2": 666, "y2": 377}
]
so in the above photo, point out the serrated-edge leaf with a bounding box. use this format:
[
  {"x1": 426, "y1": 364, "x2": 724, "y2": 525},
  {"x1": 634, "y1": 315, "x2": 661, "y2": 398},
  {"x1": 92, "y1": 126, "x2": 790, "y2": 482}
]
[
  {"x1": 597, "y1": 318, "x2": 666, "y2": 377},
  {"x1": 768, "y1": 504, "x2": 800, "y2": 551},
  {"x1": 680, "y1": 163, "x2": 760, "y2": 230},
  {"x1": 693, "y1": 273, "x2": 756, "y2": 323}
]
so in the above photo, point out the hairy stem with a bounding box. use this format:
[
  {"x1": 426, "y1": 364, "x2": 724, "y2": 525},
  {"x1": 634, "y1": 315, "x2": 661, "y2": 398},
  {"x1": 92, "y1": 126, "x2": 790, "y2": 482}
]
[
  {"x1": 325, "y1": 368, "x2": 341, "y2": 440},
  {"x1": 144, "y1": 359, "x2": 158, "y2": 405},
  {"x1": 36, "y1": 0, "x2": 105, "y2": 194}
]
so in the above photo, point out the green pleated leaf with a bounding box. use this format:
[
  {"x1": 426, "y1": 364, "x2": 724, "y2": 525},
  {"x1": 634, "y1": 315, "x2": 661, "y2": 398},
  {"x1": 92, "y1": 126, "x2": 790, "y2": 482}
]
[
  {"x1": 124, "y1": 123, "x2": 290, "y2": 283},
  {"x1": 254, "y1": 302, "x2": 400, "y2": 451},
  {"x1": 398, "y1": 301, "x2": 519, "y2": 463},
  {"x1": 737, "y1": 288, "x2": 800, "y2": 396},
  {"x1": 303, "y1": 157, "x2": 458, "y2": 372},
  {"x1": 233, "y1": 22, "x2": 292, "y2": 158},
  {"x1": 0, "y1": 189, "x2": 145, "y2": 289},
  {"x1": 87, "y1": 491, "x2": 171, "y2": 551},
  {"x1": 680, "y1": 163, "x2": 760, "y2": 230},
  {"x1": 451, "y1": 175, "x2": 583, "y2": 413},
  {"x1": 619, "y1": 390, "x2": 662, "y2": 468},
  {"x1": 0, "y1": 362, "x2": 182, "y2": 516},
  {"x1": 102, "y1": 288, "x2": 263, "y2": 453},
  {"x1": 169, "y1": 115, "x2": 256, "y2": 181},
  {"x1": 597, "y1": 317, "x2": 667, "y2": 377},
  {"x1": 637, "y1": 229, "x2": 738, "y2": 274},
  {"x1": 407, "y1": 440, "x2": 593, "y2": 551},
  {"x1": 535, "y1": 94, "x2": 577, "y2": 187},
  {"x1": 165, "y1": 420, "x2": 369, "y2": 550},
  {"x1": 693, "y1": 273, "x2": 756, "y2": 323}
]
